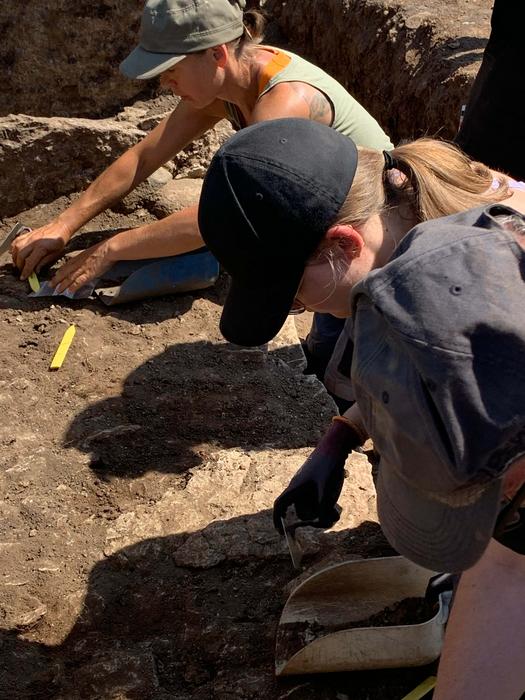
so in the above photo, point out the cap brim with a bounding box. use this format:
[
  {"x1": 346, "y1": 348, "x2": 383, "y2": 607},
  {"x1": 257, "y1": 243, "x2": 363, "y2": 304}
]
[
  {"x1": 377, "y1": 457, "x2": 503, "y2": 572},
  {"x1": 220, "y1": 262, "x2": 305, "y2": 347},
  {"x1": 120, "y1": 45, "x2": 186, "y2": 80}
]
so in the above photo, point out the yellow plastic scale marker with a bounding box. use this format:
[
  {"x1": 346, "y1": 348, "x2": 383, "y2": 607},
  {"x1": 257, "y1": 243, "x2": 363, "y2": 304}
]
[
  {"x1": 49, "y1": 324, "x2": 76, "y2": 371},
  {"x1": 400, "y1": 676, "x2": 437, "y2": 700},
  {"x1": 27, "y1": 271, "x2": 40, "y2": 293}
]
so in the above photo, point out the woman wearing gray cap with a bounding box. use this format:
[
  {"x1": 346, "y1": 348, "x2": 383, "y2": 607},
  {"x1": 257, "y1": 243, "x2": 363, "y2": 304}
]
[
  {"x1": 198, "y1": 118, "x2": 525, "y2": 700},
  {"x1": 11, "y1": 0, "x2": 391, "y2": 386}
]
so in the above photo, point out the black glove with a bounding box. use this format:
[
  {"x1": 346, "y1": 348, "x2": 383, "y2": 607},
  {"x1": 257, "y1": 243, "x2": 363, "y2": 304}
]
[{"x1": 273, "y1": 418, "x2": 366, "y2": 533}]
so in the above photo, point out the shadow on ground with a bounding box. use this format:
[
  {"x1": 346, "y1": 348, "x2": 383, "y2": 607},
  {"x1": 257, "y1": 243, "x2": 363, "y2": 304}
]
[
  {"x1": 0, "y1": 513, "x2": 431, "y2": 700},
  {"x1": 63, "y1": 340, "x2": 332, "y2": 479}
]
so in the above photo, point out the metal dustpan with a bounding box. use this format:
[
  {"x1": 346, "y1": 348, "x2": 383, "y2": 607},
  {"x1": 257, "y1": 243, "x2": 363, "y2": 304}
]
[{"x1": 275, "y1": 555, "x2": 450, "y2": 676}]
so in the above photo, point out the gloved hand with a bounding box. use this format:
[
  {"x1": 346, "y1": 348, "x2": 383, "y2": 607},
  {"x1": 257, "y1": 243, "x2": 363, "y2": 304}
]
[{"x1": 273, "y1": 417, "x2": 367, "y2": 533}]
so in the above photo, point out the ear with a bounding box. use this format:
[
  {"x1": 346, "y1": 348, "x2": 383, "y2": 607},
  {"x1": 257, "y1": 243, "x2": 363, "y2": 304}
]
[
  {"x1": 325, "y1": 224, "x2": 364, "y2": 259},
  {"x1": 211, "y1": 44, "x2": 229, "y2": 67}
]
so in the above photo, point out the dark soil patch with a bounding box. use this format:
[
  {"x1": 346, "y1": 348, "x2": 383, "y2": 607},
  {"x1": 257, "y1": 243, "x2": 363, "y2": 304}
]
[{"x1": 350, "y1": 596, "x2": 438, "y2": 629}]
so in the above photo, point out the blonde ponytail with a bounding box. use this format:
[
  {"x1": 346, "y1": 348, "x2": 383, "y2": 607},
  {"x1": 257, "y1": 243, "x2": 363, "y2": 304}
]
[
  {"x1": 337, "y1": 138, "x2": 510, "y2": 227},
  {"x1": 390, "y1": 138, "x2": 509, "y2": 221}
]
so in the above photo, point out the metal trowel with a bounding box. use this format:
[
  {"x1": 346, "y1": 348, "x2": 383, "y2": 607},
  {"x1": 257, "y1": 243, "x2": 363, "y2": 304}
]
[
  {"x1": 280, "y1": 517, "x2": 304, "y2": 570},
  {"x1": 0, "y1": 222, "x2": 31, "y2": 256}
]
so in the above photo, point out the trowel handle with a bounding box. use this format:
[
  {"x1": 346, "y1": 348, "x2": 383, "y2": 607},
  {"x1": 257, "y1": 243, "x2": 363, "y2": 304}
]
[{"x1": 425, "y1": 572, "x2": 460, "y2": 607}]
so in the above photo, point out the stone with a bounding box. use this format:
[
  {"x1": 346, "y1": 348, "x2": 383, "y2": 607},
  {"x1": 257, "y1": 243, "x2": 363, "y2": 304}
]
[
  {"x1": 0, "y1": 107, "x2": 232, "y2": 216},
  {"x1": 270, "y1": 316, "x2": 309, "y2": 373},
  {"x1": 146, "y1": 166, "x2": 172, "y2": 189},
  {"x1": 170, "y1": 120, "x2": 233, "y2": 177},
  {"x1": 150, "y1": 178, "x2": 204, "y2": 218},
  {"x1": 11, "y1": 378, "x2": 32, "y2": 391},
  {"x1": 68, "y1": 650, "x2": 160, "y2": 697},
  {"x1": 1, "y1": 589, "x2": 47, "y2": 629},
  {"x1": 0, "y1": 115, "x2": 145, "y2": 218},
  {"x1": 104, "y1": 511, "x2": 164, "y2": 556},
  {"x1": 103, "y1": 443, "x2": 377, "y2": 564}
]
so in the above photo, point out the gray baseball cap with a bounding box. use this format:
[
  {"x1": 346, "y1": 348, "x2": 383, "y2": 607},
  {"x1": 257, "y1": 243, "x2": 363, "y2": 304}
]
[
  {"x1": 351, "y1": 204, "x2": 525, "y2": 572},
  {"x1": 120, "y1": 0, "x2": 246, "y2": 80}
]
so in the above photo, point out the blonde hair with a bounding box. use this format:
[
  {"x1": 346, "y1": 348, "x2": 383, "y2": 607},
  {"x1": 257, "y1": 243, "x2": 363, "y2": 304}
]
[{"x1": 337, "y1": 138, "x2": 510, "y2": 228}]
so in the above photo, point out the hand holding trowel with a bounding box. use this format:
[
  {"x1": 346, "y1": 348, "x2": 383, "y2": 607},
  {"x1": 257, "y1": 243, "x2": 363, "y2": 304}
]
[
  {"x1": 5, "y1": 221, "x2": 70, "y2": 280},
  {"x1": 0, "y1": 222, "x2": 32, "y2": 258},
  {"x1": 274, "y1": 415, "x2": 367, "y2": 568},
  {"x1": 1, "y1": 222, "x2": 97, "y2": 299}
]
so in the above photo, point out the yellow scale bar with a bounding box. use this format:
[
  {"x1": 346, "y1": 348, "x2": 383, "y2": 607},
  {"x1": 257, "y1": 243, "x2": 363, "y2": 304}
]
[
  {"x1": 28, "y1": 272, "x2": 40, "y2": 293},
  {"x1": 400, "y1": 676, "x2": 437, "y2": 700},
  {"x1": 50, "y1": 325, "x2": 76, "y2": 371}
]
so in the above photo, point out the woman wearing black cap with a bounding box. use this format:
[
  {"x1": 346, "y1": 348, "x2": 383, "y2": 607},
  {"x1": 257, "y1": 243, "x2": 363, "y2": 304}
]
[{"x1": 198, "y1": 118, "x2": 525, "y2": 700}]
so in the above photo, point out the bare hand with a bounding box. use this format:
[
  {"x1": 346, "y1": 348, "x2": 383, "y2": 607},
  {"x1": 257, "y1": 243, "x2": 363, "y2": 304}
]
[
  {"x1": 51, "y1": 240, "x2": 113, "y2": 293},
  {"x1": 11, "y1": 221, "x2": 71, "y2": 279}
]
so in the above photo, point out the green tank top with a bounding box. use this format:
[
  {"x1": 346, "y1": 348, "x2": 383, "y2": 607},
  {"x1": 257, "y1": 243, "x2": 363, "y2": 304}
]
[{"x1": 223, "y1": 48, "x2": 393, "y2": 150}]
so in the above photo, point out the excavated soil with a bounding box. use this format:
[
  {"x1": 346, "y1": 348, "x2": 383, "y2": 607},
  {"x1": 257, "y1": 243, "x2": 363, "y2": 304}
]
[{"x1": 348, "y1": 597, "x2": 437, "y2": 629}]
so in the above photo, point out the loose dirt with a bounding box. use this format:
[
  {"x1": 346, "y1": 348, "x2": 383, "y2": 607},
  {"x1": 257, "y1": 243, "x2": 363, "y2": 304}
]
[{"x1": 350, "y1": 597, "x2": 437, "y2": 629}]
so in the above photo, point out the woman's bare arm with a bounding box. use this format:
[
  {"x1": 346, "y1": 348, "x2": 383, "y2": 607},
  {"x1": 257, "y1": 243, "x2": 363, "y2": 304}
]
[{"x1": 11, "y1": 100, "x2": 222, "y2": 279}]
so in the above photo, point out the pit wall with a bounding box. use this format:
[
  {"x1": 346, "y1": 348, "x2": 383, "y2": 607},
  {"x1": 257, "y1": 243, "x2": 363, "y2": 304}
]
[
  {"x1": 265, "y1": 0, "x2": 489, "y2": 143},
  {"x1": 0, "y1": 1, "x2": 149, "y2": 119}
]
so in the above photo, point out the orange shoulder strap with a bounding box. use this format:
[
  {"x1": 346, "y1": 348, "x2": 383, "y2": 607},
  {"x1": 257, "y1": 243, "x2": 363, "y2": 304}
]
[{"x1": 257, "y1": 50, "x2": 292, "y2": 95}]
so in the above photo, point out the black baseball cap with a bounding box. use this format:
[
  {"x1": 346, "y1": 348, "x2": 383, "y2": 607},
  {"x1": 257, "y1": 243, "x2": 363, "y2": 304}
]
[{"x1": 198, "y1": 118, "x2": 358, "y2": 346}]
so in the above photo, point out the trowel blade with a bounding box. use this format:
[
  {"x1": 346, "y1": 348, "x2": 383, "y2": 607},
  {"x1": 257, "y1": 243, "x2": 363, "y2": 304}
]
[
  {"x1": 281, "y1": 517, "x2": 303, "y2": 570},
  {"x1": 0, "y1": 222, "x2": 27, "y2": 256}
]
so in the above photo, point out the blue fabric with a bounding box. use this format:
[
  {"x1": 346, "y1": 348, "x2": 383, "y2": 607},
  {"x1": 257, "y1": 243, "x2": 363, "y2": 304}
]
[{"x1": 96, "y1": 248, "x2": 219, "y2": 305}]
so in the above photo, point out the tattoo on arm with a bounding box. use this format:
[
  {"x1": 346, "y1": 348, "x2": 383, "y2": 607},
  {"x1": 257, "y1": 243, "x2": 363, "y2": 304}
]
[
  {"x1": 308, "y1": 92, "x2": 332, "y2": 122},
  {"x1": 290, "y1": 83, "x2": 332, "y2": 124}
]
